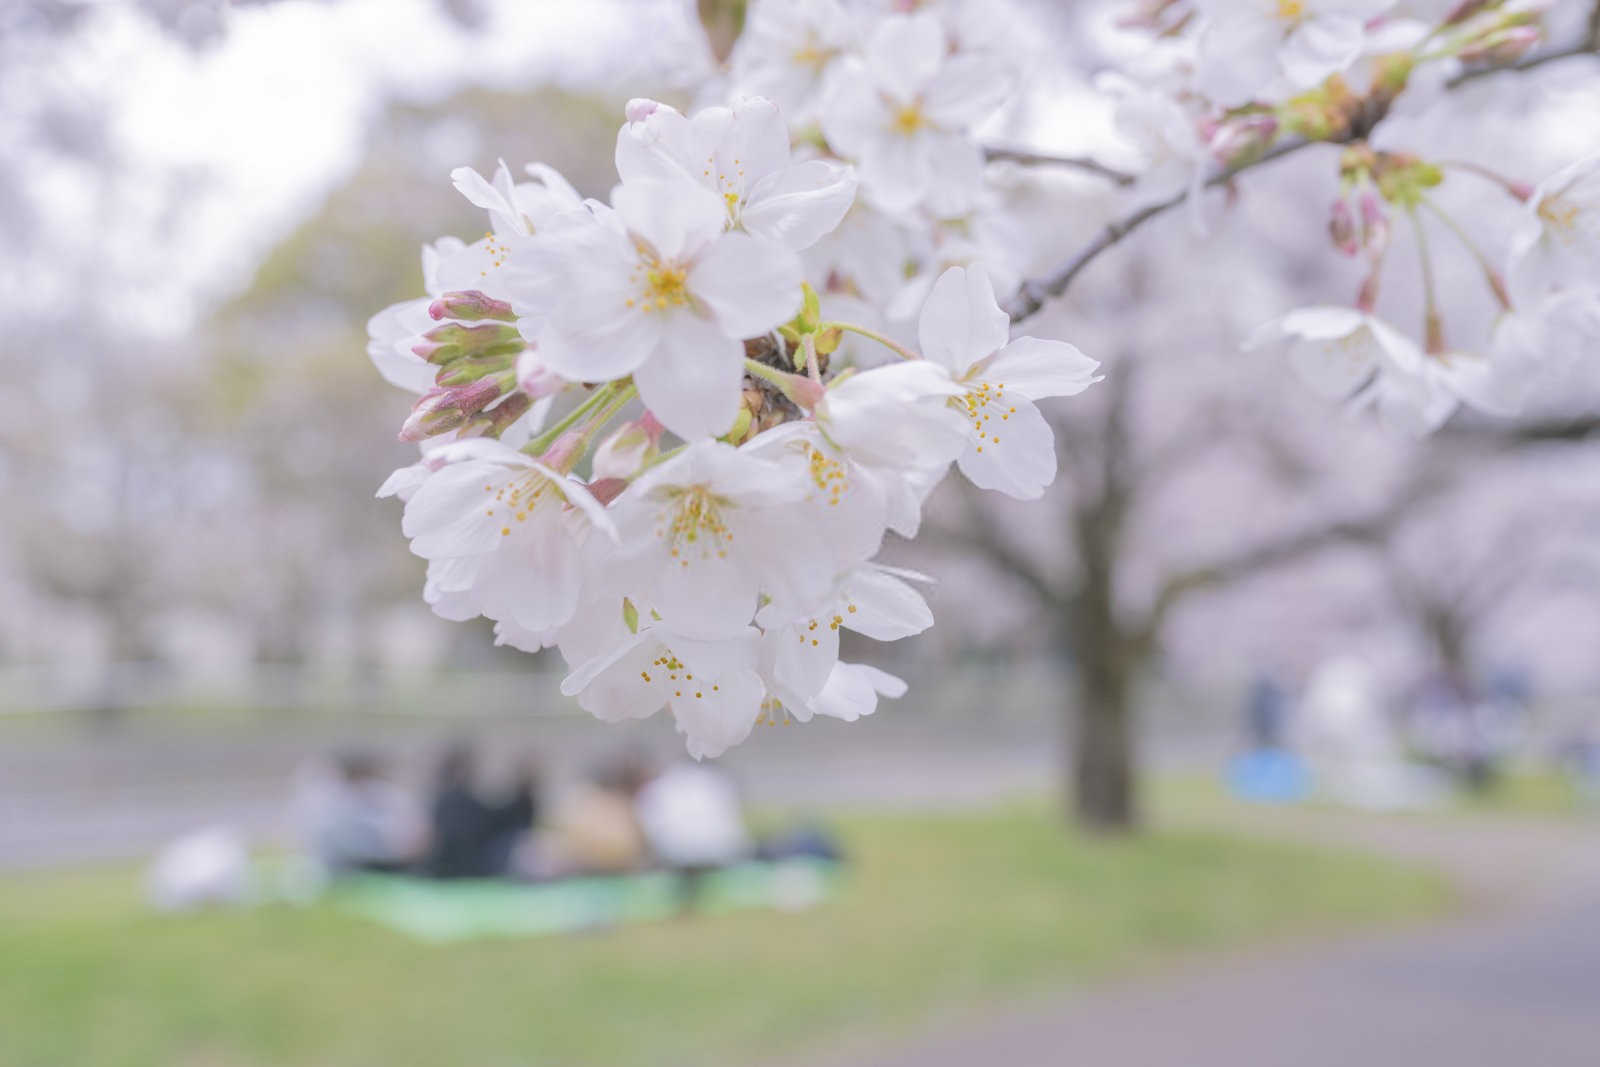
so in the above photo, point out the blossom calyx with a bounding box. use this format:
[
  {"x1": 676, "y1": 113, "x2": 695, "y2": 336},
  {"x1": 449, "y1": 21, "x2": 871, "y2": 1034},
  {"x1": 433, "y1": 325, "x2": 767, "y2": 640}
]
[
  {"x1": 413, "y1": 322, "x2": 523, "y2": 366},
  {"x1": 427, "y1": 290, "x2": 516, "y2": 323}
]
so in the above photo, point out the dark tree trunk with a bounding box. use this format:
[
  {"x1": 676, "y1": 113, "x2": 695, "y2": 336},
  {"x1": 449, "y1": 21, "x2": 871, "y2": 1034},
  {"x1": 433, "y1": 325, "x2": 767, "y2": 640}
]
[{"x1": 1072, "y1": 653, "x2": 1137, "y2": 831}]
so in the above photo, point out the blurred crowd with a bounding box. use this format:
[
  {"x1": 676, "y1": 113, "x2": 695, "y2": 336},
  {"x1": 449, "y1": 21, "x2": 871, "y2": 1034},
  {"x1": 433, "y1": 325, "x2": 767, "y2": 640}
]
[{"x1": 147, "y1": 741, "x2": 841, "y2": 912}]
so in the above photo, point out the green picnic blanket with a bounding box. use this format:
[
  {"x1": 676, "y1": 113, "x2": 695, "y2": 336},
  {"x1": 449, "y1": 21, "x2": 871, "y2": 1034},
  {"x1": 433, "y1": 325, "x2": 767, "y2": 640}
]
[{"x1": 331, "y1": 858, "x2": 838, "y2": 943}]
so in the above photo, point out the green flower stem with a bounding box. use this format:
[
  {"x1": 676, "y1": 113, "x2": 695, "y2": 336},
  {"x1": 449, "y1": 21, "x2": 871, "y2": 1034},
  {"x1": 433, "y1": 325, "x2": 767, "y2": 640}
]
[
  {"x1": 1406, "y1": 207, "x2": 1447, "y2": 354},
  {"x1": 1422, "y1": 198, "x2": 1514, "y2": 311},
  {"x1": 825, "y1": 321, "x2": 919, "y2": 362},
  {"x1": 523, "y1": 379, "x2": 629, "y2": 457}
]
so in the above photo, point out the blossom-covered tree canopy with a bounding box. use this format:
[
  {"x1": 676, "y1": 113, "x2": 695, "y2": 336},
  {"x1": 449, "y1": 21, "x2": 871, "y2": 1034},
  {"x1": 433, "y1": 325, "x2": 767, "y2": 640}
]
[{"x1": 370, "y1": 0, "x2": 1600, "y2": 757}]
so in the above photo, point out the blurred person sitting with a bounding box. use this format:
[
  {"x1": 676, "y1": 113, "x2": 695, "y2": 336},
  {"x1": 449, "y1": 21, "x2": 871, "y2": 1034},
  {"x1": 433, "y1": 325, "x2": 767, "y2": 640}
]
[
  {"x1": 294, "y1": 748, "x2": 426, "y2": 876},
  {"x1": 424, "y1": 742, "x2": 540, "y2": 879},
  {"x1": 517, "y1": 752, "x2": 651, "y2": 880},
  {"x1": 634, "y1": 760, "x2": 752, "y2": 912}
]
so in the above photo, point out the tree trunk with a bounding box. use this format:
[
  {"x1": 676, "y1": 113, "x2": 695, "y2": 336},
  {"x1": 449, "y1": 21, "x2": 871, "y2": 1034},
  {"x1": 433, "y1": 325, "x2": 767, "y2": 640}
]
[{"x1": 1070, "y1": 644, "x2": 1138, "y2": 832}]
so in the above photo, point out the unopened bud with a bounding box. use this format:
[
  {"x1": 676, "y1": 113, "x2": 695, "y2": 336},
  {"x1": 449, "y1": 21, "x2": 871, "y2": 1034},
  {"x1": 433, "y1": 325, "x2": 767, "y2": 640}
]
[
  {"x1": 413, "y1": 322, "x2": 523, "y2": 364},
  {"x1": 427, "y1": 290, "x2": 515, "y2": 322},
  {"x1": 1329, "y1": 200, "x2": 1359, "y2": 256},
  {"x1": 1211, "y1": 113, "x2": 1278, "y2": 169},
  {"x1": 435, "y1": 351, "x2": 517, "y2": 388},
  {"x1": 1459, "y1": 25, "x2": 1541, "y2": 63},
  {"x1": 594, "y1": 414, "x2": 663, "y2": 480},
  {"x1": 399, "y1": 372, "x2": 515, "y2": 442},
  {"x1": 457, "y1": 391, "x2": 533, "y2": 440},
  {"x1": 1359, "y1": 191, "x2": 1390, "y2": 255},
  {"x1": 536, "y1": 430, "x2": 587, "y2": 473},
  {"x1": 517, "y1": 349, "x2": 565, "y2": 400}
]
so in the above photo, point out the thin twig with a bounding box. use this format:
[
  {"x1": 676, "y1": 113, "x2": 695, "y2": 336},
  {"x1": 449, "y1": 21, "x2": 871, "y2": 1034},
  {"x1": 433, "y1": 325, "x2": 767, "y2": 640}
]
[
  {"x1": 983, "y1": 145, "x2": 1137, "y2": 186},
  {"x1": 1447, "y1": 39, "x2": 1600, "y2": 88},
  {"x1": 1006, "y1": 138, "x2": 1308, "y2": 320},
  {"x1": 1009, "y1": 30, "x2": 1600, "y2": 324}
]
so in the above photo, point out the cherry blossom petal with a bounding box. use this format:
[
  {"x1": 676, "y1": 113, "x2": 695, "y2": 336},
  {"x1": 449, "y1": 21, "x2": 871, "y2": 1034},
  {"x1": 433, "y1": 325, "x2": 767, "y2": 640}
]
[
  {"x1": 671, "y1": 667, "x2": 765, "y2": 759},
  {"x1": 982, "y1": 337, "x2": 1102, "y2": 401},
  {"x1": 864, "y1": 12, "x2": 945, "y2": 102},
  {"x1": 956, "y1": 396, "x2": 1057, "y2": 500},
  {"x1": 632, "y1": 315, "x2": 744, "y2": 440},
  {"x1": 689, "y1": 232, "x2": 803, "y2": 338},
  {"x1": 917, "y1": 265, "x2": 1012, "y2": 374},
  {"x1": 742, "y1": 160, "x2": 858, "y2": 252}
]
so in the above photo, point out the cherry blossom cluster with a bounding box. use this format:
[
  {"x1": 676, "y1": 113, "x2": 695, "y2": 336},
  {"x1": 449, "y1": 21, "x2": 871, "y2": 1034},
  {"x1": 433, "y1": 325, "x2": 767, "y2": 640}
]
[
  {"x1": 1111, "y1": 0, "x2": 1600, "y2": 432},
  {"x1": 369, "y1": 69, "x2": 1098, "y2": 756},
  {"x1": 369, "y1": 0, "x2": 1597, "y2": 754}
]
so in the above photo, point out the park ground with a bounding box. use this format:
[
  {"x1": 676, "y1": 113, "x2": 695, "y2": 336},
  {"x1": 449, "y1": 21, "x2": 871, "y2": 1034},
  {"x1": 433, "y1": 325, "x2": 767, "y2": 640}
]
[{"x1": 0, "y1": 799, "x2": 1457, "y2": 1067}]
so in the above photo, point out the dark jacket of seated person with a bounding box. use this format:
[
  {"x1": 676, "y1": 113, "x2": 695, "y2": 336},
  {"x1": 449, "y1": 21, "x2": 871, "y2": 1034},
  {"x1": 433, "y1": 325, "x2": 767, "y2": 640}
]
[{"x1": 424, "y1": 746, "x2": 538, "y2": 879}]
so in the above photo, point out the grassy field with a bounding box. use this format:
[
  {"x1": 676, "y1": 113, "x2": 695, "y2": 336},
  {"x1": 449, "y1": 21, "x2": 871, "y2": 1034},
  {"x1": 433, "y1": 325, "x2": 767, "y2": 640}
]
[
  {"x1": 0, "y1": 804, "x2": 1450, "y2": 1067},
  {"x1": 1153, "y1": 768, "x2": 1594, "y2": 821}
]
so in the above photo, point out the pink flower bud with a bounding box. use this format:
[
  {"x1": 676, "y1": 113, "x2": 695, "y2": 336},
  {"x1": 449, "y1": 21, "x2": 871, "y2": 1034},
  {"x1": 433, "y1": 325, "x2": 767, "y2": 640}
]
[
  {"x1": 435, "y1": 352, "x2": 516, "y2": 388},
  {"x1": 516, "y1": 349, "x2": 565, "y2": 400},
  {"x1": 427, "y1": 290, "x2": 515, "y2": 322},
  {"x1": 1460, "y1": 25, "x2": 1541, "y2": 64},
  {"x1": 624, "y1": 98, "x2": 660, "y2": 123},
  {"x1": 1211, "y1": 114, "x2": 1278, "y2": 170},
  {"x1": 457, "y1": 391, "x2": 533, "y2": 440},
  {"x1": 593, "y1": 415, "x2": 664, "y2": 480},
  {"x1": 537, "y1": 430, "x2": 587, "y2": 473},
  {"x1": 1329, "y1": 200, "x2": 1359, "y2": 256},
  {"x1": 413, "y1": 322, "x2": 522, "y2": 365},
  {"x1": 1358, "y1": 191, "x2": 1390, "y2": 255},
  {"x1": 399, "y1": 374, "x2": 513, "y2": 442}
]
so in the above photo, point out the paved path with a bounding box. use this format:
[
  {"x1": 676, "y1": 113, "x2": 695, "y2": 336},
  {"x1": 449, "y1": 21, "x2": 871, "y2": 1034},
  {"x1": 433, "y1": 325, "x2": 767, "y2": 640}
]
[{"x1": 799, "y1": 808, "x2": 1600, "y2": 1067}]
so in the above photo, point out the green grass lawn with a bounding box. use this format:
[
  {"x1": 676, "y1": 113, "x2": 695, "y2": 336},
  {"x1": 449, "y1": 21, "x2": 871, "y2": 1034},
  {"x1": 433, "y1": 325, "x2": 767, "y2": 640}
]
[
  {"x1": 0, "y1": 804, "x2": 1449, "y2": 1067},
  {"x1": 1153, "y1": 768, "x2": 1594, "y2": 821}
]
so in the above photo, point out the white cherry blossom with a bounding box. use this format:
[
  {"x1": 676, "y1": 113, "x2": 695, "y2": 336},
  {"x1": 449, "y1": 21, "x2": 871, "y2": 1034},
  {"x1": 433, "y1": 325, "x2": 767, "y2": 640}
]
[
  {"x1": 818, "y1": 11, "x2": 1011, "y2": 213},
  {"x1": 513, "y1": 175, "x2": 801, "y2": 440},
  {"x1": 729, "y1": 0, "x2": 857, "y2": 121},
  {"x1": 617, "y1": 96, "x2": 857, "y2": 253},
  {"x1": 918, "y1": 266, "x2": 1102, "y2": 500},
  {"x1": 560, "y1": 615, "x2": 768, "y2": 760},
  {"x1": 1509, "y1": 153, "x2": 1600, "y2": 301},
  {"x1": 607, "y1": 440, "x2": 820, "y2": 639},
  {"x1": 396, "y1": 438, "x2": 615, "y2": 640},
  {"x1": 1194, "y1": 0, "x2": 1397, "y2": 106},
  {"x1": 758, "y1": 563, "x2": 934, "y2": 710}
]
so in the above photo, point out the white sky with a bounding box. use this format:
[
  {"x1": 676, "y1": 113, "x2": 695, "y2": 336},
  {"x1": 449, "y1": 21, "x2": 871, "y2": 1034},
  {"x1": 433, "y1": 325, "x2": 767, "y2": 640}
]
[{"x1": 11, "y1": 0, "x2": 709, "y2": 336}]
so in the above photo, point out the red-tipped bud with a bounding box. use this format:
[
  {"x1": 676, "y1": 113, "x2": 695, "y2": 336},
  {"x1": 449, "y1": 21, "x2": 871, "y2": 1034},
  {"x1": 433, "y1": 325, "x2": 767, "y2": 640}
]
[
  {"x1": 457, "y1": 391, "x2": 533, "y2": 440},
  {"x1": 399, "y1": 373, "x2": 515, "y2": 442},
  {"x1": 428, "y1": 290, "x2": 515, "y2": 322},
  {"x1": 1211, "y1": 113, "x2": 1279, "y2": 169}
]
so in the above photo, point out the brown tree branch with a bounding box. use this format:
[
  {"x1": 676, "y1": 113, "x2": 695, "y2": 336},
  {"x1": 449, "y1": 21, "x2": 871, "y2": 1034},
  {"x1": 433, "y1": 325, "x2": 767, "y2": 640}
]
[
  {"x1": 1130, "y1": 486, "x2": 1430, "y2": 653},
  {"x1": 941, "y1": 482, "x2": 1071, "y2": 610},
  {"x1": 983, "y1": 144, "x2": 1137, "y2": 186},
  {"x1": 1009, "y1": 30, "x2": 1600, "y2": 323}
]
